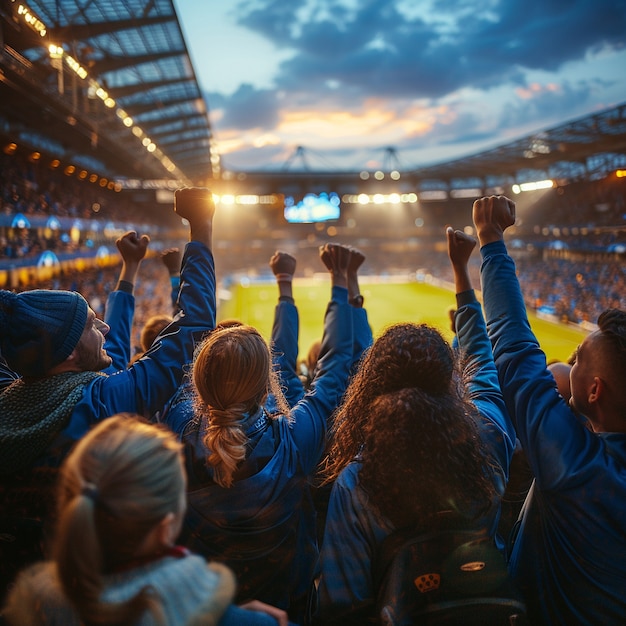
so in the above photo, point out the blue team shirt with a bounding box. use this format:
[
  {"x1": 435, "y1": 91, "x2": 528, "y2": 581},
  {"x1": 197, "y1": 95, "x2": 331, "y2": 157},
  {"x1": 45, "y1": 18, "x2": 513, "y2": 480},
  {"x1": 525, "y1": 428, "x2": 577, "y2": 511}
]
[
  {"x1": 481, "y1": 240, "x2": 626, "y2": 625},
  {"x1": 316, "y1": 291, "x2": 516, "y2": 622}
]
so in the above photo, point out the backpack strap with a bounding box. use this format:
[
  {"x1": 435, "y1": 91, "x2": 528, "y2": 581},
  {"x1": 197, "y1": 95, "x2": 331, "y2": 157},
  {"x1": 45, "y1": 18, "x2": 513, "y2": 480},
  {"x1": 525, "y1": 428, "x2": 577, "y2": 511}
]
[{"x1": 507, "y1": 479, "x2": 535, "y2": 560}]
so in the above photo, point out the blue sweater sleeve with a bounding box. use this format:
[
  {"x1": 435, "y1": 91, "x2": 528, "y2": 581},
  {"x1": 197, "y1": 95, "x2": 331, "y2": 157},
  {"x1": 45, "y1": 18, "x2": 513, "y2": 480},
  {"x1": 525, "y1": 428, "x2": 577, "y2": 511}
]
[
  {"x1": 479, "y1": 240, "x2": 600, "y2": 489},
  {"x1": 270, "y1": 299, "x2": 304, "y2": 408},
  {"x1": 102, "y1": 289, "x2": 135, "y2": 372},
  {"x1": 351, "y1": 307, "x2": 373, "y2": 372},
  {"x1": 455, "y1": 289, "x2": 516, "y2": 492},
  {"x1": 289, "y1": 286, "x2": 353, "y2": 473},
  {"x1": 66, "y1": 242, "x2": 216, "y2": 438}
]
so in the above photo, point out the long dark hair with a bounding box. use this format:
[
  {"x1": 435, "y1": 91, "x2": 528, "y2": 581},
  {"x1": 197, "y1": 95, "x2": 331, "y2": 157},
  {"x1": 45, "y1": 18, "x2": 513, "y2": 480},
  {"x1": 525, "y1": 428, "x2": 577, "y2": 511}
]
[{"x1": 321, "y1": 322, "x2": 496, "y2": 528}]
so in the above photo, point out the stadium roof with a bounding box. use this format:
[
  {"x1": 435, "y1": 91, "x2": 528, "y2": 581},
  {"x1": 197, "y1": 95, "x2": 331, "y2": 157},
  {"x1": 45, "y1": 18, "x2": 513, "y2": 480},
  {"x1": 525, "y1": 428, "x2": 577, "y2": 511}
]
[
  {"x1": 222, "y1": 102, "x2": 626, "y2": 198},
  {"x1": 407, "y1": 102, "x2": 626, "y2": 186},
  {"x1": 0, "y1": 0, "x2": 213, "y2": 184},
  {"x1": 0, "y1": 0, "x2": 625, "y2": 191}
]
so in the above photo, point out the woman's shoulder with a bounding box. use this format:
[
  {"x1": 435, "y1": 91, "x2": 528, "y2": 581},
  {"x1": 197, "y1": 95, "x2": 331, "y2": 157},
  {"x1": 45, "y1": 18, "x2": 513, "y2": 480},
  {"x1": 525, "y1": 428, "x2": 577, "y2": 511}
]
[
  {"x1": 107, "y1": 552, "x2": 233, "y2": 591},
  {"x1": 3, "y1": 561, "x2": 78, "y2": 625},
  {"x1": 105, "y1": 555, "x2": 237, "y2": 625},
  {"x1": 336, "y1": 460, "x2": 362, "y2": 488},
  {"x1": 6, "y1": 560, "x2": 60, "y2": 596}
]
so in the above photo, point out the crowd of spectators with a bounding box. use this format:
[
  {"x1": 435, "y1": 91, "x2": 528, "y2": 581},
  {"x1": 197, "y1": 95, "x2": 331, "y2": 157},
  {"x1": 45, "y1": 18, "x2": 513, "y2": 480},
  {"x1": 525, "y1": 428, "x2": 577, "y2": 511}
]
[
  {"x1": 0, "y1": 151, "x2": 179, "y2": 263},
  {"x1": 515, "y1": 255, "x2": 626, "y2": 324},
  {"x1": 1, "y1": 150, "x2": 625, "y2": 330},
  {"x1": 2, "y1": 190, "x2": 625, "y2": 626}
]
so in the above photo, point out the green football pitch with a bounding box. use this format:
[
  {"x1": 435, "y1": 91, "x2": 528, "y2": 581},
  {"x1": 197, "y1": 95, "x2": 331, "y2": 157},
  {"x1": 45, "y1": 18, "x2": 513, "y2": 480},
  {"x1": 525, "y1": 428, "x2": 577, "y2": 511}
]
[{"x1": 217, "y1": 279, "x2": 586, "y2": 364}]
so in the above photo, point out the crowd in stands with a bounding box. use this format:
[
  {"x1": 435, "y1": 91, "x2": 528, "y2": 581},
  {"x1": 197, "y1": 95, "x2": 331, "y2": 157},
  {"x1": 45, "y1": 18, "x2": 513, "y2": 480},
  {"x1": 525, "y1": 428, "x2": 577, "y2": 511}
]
[
  {"x1": 0, "y1": 151, "x2": 181, "y2": 264},
  {"x1": 2, "y1": 151, "x2": 624, "y2": 332},
  {"x1": 515, "y1": 255, "x2": 626, "y2": 324},
  {"x1": 1, "y1": 149, "x2": 626, "y2": 625}
]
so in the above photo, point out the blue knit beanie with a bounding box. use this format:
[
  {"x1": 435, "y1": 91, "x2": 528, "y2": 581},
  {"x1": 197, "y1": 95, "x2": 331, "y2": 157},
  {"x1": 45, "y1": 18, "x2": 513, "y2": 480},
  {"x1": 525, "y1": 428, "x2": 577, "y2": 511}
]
[{"x1": 0, "y1": 289, "x2": 89, "y2": 377}]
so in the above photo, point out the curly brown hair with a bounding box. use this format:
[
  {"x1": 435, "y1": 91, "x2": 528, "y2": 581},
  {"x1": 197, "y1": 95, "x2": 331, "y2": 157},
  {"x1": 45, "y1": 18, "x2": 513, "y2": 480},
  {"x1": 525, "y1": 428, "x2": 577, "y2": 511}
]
[{"x1": 320, "y1": 322, "x2": 496, "y2": 527}]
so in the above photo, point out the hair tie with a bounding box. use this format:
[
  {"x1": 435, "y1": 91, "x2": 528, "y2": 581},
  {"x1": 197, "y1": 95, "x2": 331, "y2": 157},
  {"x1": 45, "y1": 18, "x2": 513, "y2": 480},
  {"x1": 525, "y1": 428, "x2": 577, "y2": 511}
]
[{"x1": 81, "y1": 483, "x2": 99, "y2": 502}]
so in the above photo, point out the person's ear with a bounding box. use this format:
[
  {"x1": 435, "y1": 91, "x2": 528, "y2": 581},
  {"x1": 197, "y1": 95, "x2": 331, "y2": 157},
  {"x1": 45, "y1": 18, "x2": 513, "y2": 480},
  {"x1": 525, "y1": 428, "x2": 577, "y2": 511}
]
[
  {"x1": 588, "y1": 376, "x2": 603, "y2": 404},
  {"x1": 156, "y1": 512, "x2": 177, "y2": 548},
  {"x1": 65, "y1": 349, "x2": 78, "y2": 363}
]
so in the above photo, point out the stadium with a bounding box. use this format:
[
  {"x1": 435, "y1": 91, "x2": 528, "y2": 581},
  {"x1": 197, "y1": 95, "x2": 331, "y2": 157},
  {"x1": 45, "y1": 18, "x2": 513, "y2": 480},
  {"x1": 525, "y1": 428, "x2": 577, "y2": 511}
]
[
  {"x1": 1, "y1": 1, "x2": 626, "y2": 625},
  {"x1": 1, "y1": 0, "x2": 624, "y2": 362}
]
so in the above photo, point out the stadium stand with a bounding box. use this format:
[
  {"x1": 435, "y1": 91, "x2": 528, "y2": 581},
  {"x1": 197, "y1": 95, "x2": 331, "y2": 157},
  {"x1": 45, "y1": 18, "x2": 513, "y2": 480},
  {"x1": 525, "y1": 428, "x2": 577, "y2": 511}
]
[{"x1": 1, "y1": 2, "x2": 626, "y2": 623}]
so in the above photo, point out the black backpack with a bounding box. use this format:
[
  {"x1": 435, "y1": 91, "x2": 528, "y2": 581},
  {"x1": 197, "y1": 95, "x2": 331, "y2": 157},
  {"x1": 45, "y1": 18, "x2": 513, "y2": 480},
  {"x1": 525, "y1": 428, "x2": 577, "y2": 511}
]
[{"x1": 372, "y1": 525, "x2": 528, "y2": 626}]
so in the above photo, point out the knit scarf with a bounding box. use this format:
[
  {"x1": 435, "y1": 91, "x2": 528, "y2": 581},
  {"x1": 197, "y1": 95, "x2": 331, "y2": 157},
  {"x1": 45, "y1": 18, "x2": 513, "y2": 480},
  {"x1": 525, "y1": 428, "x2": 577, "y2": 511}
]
[{"x1": 0, "y1": 371, "x2": 103, "y2": 475}]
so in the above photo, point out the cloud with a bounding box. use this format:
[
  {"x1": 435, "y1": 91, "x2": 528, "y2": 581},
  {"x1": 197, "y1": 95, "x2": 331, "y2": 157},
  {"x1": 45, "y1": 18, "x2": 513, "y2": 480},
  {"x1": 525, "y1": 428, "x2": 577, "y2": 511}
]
[
  {"x1": 203, "y1": 0, "x2": 625, "y2": 169},
  {"x1": 219, "y1": 141, "x2": 289, "y2": 171},
  {"x1": 498, "y1": 79, "x2": 600, "y2": 129},
  {"x1": 232, "y1": 0, "x2": 626, "y2": 100},
  {"x1": 209, "y1": 84, "x2": 281, "y2": 129},
  {"x1": 482, "y1": 0, "x2": 626, "y2": 70}
]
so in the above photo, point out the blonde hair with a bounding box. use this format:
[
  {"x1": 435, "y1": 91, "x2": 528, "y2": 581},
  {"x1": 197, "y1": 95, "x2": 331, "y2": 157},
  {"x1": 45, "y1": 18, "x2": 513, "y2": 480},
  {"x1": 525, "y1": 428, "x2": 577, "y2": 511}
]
[
  {"x1": 192, "y1": 325, "x2": 284, "y2": 487},
  {"x1": 304, "y1": 339, "x2": 321, "y2": 372},
  {"x1": 53, "y1": 414, "x2": 185, "y2": 625}
]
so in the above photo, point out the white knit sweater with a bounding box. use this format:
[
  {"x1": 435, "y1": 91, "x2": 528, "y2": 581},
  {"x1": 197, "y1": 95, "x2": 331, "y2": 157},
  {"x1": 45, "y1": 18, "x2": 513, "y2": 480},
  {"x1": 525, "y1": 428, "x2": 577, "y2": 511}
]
[{"x1": 3, "y1": 554, "x2": 236, "y2": 625}]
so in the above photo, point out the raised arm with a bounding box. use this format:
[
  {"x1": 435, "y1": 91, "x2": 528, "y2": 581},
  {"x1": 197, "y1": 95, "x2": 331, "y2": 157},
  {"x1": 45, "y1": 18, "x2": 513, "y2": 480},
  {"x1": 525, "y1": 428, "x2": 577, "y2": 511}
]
[
  {"x1": 446, "y1": 225, "x2": 515, "y2": 508},
  {"x1": 319, "y1": 243, "x2": 350, "y2": 290},
  {"x1": 116, "y1": 231, "x2": 150, "y2": 285},
  {"x1": 346, "y1": 246, "x2": 365, "y2": 306},
  {"x1": 472, "y1": 195, "x2": 584, "y2": 489},
  {"x1": 270, "y1": 250, "x2": 296, "y2": 301},
  {"x1": 288, "y1": 243, "x2": 353, "y2": 471},
  {"x1": 268, "y1": 250, "x2": 303, "y2": 408},
  {"x1": 346, "y1": 246, "x2": 373, "y2": 369},
  {"x1": 472, "y1": 195, "x2": 516, "y2": 246},
  {"x1": 175, "y1": 187, "x2": 214, "y2": 247},
  {"x1": 102, "y1": 231, "x2": 150, "y2": 371},
  {"x1": 161, "y1": 247, "x2": 182, "y2": 315},
  {"x1": 70, "y1": 189, "x2": 217, "y2": 433},
  {"x1": 446, "y1": 226, "x2": 475, "y2": 294}
]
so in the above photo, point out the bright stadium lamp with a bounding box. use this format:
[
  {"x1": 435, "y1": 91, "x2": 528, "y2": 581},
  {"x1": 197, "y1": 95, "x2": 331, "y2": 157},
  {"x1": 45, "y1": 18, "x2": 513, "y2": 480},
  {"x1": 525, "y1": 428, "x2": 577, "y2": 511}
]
[{"x1": 512, "y1": 179, "x2": 554, "y2": 194}]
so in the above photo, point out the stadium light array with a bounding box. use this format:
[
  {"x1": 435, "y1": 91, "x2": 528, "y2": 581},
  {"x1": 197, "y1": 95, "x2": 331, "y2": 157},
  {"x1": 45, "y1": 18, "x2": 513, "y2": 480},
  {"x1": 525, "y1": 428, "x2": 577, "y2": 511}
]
[
  {"x1": 418, "y1": 190, "x2": 447, "y2": 201},
  {"x1": 19, "y1": 0, "x2": 190, "y2": 182},
  {"x1": 511, "y1": 179, "x2": 554, "y2": 194},
  {"x1": 343, "y1": 192, "x2": 417, "y2": 205},
  {"x1": 16, "y1": 3, "x2": 46, "y2": 37},
  {"x1": 210, "y1": 194, "x2": 282, "y2": 207}
]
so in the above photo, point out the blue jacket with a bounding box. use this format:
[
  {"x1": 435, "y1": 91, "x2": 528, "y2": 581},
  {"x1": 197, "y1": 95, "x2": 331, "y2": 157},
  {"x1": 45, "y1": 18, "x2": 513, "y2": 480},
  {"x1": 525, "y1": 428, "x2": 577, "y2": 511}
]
[
  {"x1": 0, "y1": 241, "x2": 215, "y2": 447},
  {"x1": 269, "y1": 298, "x2": 373, "y2": 410},
  {"x1": 161, "y1": 296, "x2": 304, "y2": 436},
  {"x1": 179, "y1": 287, "x2": 353, "y2": 621},
  {"x1": 164, "y1": 294, "x2": 372, "y2": 431},
  {"x1": 0, "y1": 242, "x2": 216, "y2": 596},
  {"x1": 64, "y1": 241, "x2": 216, "y2": 439},
  {"x1": 267, "y1": 297, "x2": 304, "y2": 413},
  {"x1": 316, "y1": 290, "x2": 516, "y2": 621},
  {"x1": 480, "y1": 240, "x2": 626, "y2": 625}
]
